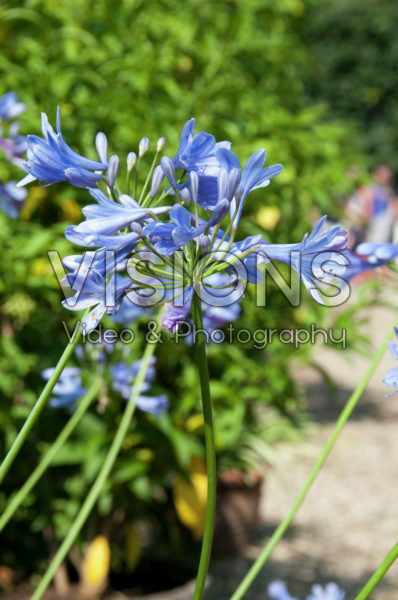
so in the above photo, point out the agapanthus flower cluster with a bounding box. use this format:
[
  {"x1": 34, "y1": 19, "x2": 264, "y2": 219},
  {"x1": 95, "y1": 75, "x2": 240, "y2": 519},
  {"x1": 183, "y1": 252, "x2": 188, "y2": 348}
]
[
  {"x1": 42, "y1": 339, "x2": 168, "y2": 416},
  {"x1": 20, "y1": 109, "x2": 354, "y2": 333},
  {"x1": 384, "y1": 326, "x2": 398, "y2": 398},
  {"x1": 0, "y1": 92, "x2": 27, "y2": 218},
  {"x1": 267, "y1": 580, "x2": 345, "y2": 600}
]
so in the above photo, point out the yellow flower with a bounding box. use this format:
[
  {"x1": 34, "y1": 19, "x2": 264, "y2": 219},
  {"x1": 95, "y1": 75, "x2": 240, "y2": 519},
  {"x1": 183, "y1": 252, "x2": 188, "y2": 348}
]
[
  {"x1": 82, "y1": 535, "x2": 110, "y2": 588},
  {"x1": 256, "y1": 206, "x2": 281, "y2": 230},
  {"x1": 173, "y1": 455, "x2": 207, "y2": 540}
]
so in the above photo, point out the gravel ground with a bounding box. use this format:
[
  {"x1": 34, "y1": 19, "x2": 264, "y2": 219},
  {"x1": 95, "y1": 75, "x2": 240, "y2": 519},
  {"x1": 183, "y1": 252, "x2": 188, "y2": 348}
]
[{"x1": 206, "y1": 301, "x2": 398, "y2": 599}]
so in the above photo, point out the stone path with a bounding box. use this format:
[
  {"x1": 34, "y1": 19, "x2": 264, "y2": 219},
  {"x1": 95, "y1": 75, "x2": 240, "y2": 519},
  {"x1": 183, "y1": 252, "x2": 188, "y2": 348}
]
[{"x1": 206, "y1": 300, "x2": 398, "y2": 599}]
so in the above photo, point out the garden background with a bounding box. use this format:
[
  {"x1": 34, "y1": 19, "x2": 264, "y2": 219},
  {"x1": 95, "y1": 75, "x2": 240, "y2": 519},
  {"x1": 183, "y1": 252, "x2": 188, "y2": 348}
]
[{"x1": 0, "y1": 0, "x2": 397, "y2": 598}]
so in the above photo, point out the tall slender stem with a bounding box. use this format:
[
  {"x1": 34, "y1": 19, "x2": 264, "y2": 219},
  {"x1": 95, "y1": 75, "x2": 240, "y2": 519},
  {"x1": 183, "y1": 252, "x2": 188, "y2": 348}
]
[
  {"x1": 0, "y1": 314, "x2": 87, "y2": 485},
  {"x1": 0, "y1": 379, "x2": 100, "y2": 532},
  {"x1": 192, "y1": 293, "x2": 217, "y2": 600},
  {"x1": 353, "y1": 542, "x2": 398, "y2": 600},
  {"x1": 30, "y1": 319, "x2": 161, "y2": 600},
  {"x1": 230, "y1": 325, "x2": 395, "y2": 600}
]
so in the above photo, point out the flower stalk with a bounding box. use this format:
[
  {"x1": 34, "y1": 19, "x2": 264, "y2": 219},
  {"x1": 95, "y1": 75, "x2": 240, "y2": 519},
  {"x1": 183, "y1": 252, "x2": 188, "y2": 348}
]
[
  {"x1": 0, "y1": 379, "x2": 100, "y2": 532},
  {"x1": 192, "y1": 292, "x2": 217, "y2": 600},
  {"x1": 353, "y1": 542, "x2": 398, "y2": 600},
  {"x1": 31, "y1": 313, "x2": 162, "y2": 600},
  {"x1": 0, "y1": 313, "x2": 87, "y2": 485}
]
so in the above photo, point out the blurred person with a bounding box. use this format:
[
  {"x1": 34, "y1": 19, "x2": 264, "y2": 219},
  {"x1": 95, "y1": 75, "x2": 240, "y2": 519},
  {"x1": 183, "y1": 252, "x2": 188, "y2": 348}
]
[
  {"x1": 344, "y1": 165, "x2": 396, "y2": 247},
  {"x1": 363, "y1": 165, "x2": 395, "y2": 242},
  {"x1": 392, "y1": 195, "x2": 398, "y2": 243}
]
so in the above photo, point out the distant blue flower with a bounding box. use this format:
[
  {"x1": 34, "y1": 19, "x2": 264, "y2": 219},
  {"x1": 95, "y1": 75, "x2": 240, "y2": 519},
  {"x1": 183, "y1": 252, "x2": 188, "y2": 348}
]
[
  {"x1": 109, "y1": 296, "x2": 151, "y2": 325},
  {"x1": 339, "y1": 250, "x2": 386, "y2": 281},
  {"x1": 306, "y1": 583, "x2": 345, "y2": 600},
  {"x1": 0, "y1": 181, "x2": 27, "y2": 218},
  {"x1": 356, "y1": 242, "x2": 398, "y2": 262},
  {"x1": 0, "y1": 126, "x2": 27, "y2": 162},
  {"x1": 267, "y1": 580, "x2": 298, "y2": 600},
  {"x1": 267, "y1": 580, "x2": 345, "y2": 600},
  {"x1": 384, "y1": 326, "x2": 398, "y2": 398},
  {"x1": 18, "y1": 108, "x2": 107, "y2": 188},
  {"x1": 0, "y1": 92, "x2": 26, "y2": 121},
  {"x1": 41, "y1": 367, "x2": 86, "y2": 410},
  {"x1": 110, "y1": 358, "x2": 168, "y2": 416}
]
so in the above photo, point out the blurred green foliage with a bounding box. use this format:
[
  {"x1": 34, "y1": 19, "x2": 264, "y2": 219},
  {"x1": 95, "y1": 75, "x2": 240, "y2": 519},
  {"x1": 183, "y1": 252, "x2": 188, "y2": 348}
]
[
  {"x1": 304, "y1": 0, "x2": 398, "y2": 171},
  {"x1": 0, "y1": 0, "x2": 377, "y2": 587}
]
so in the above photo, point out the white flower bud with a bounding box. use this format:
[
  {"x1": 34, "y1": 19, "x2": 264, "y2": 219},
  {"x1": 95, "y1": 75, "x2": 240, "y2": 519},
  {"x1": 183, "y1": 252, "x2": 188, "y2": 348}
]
[
  {"x1": 150, "y1": 165, "x2": 165, "y2": 198},
  {"x1": 180, "y1": 188, "x2": 191, "y2": 206},
  {"x1": 107, "y1": 154, "x2": 120, "y2": 187},
  {"x1": 127, "y1": 152, "x2": 137, "y2": 172},
  {"x1": 160, "y1": 156, "x2": 177, "y2": 188},
  {"x1": 139, "y1": 137, "x2": 150, "y2": 157},
  {"x1": 95, "y1": 132, "x2": 108, "y2": 164},
  {"x1": 157, "y1": 137, "x2": 166, "y2": 152}
]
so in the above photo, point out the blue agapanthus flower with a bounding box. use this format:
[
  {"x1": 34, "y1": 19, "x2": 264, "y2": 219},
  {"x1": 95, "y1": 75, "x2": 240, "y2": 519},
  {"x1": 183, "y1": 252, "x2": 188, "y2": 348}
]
[
  {"x1": 21, "y1": 111, "x2": 355, "y2": 335},
  {"x1": 257, "y1": 216, "x2": 348, "y2": 302},
  {"x1": 356, "y1": 242, "x2": 398, "y2": 263},
  {"x1": 267, "y1": 580, "x2": 345, "y2": 600},
  {"x1": 110, "y1": 358, "x2": 168, "y2": 416},
  {"x1": 66, "y1": 188, "x2": 170, "y2": 251},
  {"x1": 0, "y1": 92, "x2": 26, "y2": 121},
  {"x1": 340, "y1": 250, "x2": 387, "y2": 281},
  {"x1": 18, "y1": 108, "x2": 107, "y2": 188},
  {"x1": 384, "y1": 326, "x2": 398, "y2": 398},
  {"x1": 62, "y1": 268, "x2": 131, "y2": 333},
  {"x1": 170, "y1": 117, "x2": 231, "y2": 173},
  {"x1": 109, "y1": 296, "x2": 151, "y2": 325},
  {"x1": 0, "y1": 181, "x2": 27, "y2": 218},
  {"x1": 41, "y1": 367, "x2": 87, "y2": 410}
]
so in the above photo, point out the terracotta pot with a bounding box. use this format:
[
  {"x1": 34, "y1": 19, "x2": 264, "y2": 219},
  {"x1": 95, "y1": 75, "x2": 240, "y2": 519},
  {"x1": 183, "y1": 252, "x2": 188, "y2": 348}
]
[{"x1": 213, "y1": 469, "x2": 263, "y2": 556}]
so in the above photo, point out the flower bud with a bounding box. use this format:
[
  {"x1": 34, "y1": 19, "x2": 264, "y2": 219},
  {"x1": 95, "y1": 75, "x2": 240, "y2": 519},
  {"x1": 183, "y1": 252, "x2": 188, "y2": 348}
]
[
  {"x1": 139, "y1": 137, "x2": 150, "y2": 157},
  {"x1": 150, "y1": 165, "x2": 165, "y2": 198},
  {"x1": 227, "y1": 168, "x2": 241, "y2": 200},
  {"x1": 160, "y1": 156, "x2": 178, "y2": 188},
  {"x1": 157, "y1": 137, "x2": 166, "y2": 152},
  {"x1": 95, "y1": 132, "x2": 108, "y2": 164},
  {"x1": 217, "y1": 167, "x2": 228, "y2": 200},
  {"x1": 189, "y1": 171, "x2": 199, "y2": 204},
  {"x1": 127, "y1": 152, "x2": 137, "y2": 172},
  {"x1": 211, "y1": 198, "x2": 229, "y2": 226},
  {"x1": 107, "y1": 154, "x2": 120, "y2": 187},
  {"x1": 199, "y1": 234, "x2": 211, "y2": 255},
  {"x1": 180, "y1": 188, "x2": 191, "y2": 206},
  {"x1": 132, "y1": 222, "x2": 143, "y2": 236}
]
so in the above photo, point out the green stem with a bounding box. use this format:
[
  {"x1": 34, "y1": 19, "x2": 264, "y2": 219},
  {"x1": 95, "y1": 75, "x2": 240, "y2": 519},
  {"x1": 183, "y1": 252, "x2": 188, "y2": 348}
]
[
  {"x1": 31, "y1": 315, "x2": 161, "y2": 600},
  {"x1": 0, "y1": 379, "x2": 100, "y2": 532},
  {"x1": 353, "y1": 543, "x2": 398, "y2": 600},
  {"x1": 0, "y1": 314, "x2": 87, "y2": 486},
  {"x1": 192, "y1": 293, "x2": 217, "y2": 600},
  {"x1": 230, "y1": 325, "x2": 395, "y2": 600}
]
